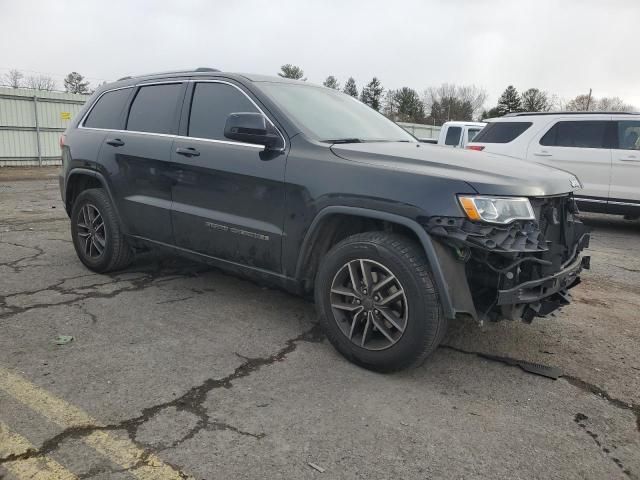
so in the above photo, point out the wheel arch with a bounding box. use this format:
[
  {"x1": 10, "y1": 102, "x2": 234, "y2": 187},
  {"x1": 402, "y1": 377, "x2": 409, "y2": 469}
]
[
  {"x1": 295, "y1": 206, "x2": 456, "y2": 318},
  {"x1": 65, "y1": 169, "x2": 125, "y2": 232}
]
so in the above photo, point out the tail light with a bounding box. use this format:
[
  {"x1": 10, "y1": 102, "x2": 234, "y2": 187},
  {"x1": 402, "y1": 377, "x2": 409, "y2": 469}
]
[
  {"x1": 59, "y1": 134, "x2": 66, "y2": 149},
  {"x1": 466, "y1": 145, "x2": 485, "y2": 151}
]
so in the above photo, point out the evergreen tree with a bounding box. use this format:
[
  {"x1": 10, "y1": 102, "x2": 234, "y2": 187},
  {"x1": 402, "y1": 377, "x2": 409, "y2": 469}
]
[
  {"x1": 360, "y1": 77, "x2": 384, "y2": 111},
  {"x1": 394, "y1": 87, "x2": 425, "y2": 123},
  {"x1": 278, "y1": 64, "x2": 306, "y2": 80},
  {"x1": 64, "y1": 72, "x2": 90, "y2": 94},
  {"x1": 496, "y1": 85, "x2": 522, "y2": 115},
  {"x1": 481, "y1": 107, "x2": 502, "y2": 119},
  {"x1": 343, "y1": 77, "x2": 358, "y2": 97},
  {"x1": 323, "y1": 75, "x2": 340, "y2": 89}
]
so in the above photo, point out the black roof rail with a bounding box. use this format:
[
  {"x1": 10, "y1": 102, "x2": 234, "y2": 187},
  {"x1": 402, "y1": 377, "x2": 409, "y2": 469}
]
[
  {"x1": 504, "y1": 111, "x2": 640, "y2": 117},
  {"x1": 117, "y1": 67, "x2": 221, "y2": 82}
]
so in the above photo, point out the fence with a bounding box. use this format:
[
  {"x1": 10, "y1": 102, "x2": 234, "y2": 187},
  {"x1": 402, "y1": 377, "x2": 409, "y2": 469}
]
[
  {"x1": 0, "y1": 87, "x2": 88, "y2": 167},
  {"x1": 0, "y1": 87, "x2": 441, "y2": 167},
  {"x1": 397, "y1": 122, "x2": 441, "y2": 140}
]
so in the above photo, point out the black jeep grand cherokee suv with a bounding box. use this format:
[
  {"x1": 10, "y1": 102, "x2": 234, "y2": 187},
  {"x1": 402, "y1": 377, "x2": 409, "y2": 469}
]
[{"x1": 59, "y1": 68, "x2": 590, "y2": 372}]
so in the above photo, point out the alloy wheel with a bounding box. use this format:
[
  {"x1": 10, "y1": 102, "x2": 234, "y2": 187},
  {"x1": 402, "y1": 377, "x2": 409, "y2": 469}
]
[
  {"x1": 76, "y1": 203, "x2": 106, "y2": 259},
  {"x1": 329, "y1": 259, "x2": 408, "y2": 351}
]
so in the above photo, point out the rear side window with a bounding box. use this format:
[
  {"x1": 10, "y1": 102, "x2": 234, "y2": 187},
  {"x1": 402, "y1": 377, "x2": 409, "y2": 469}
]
[
  {"x1": 617, "y1": 121, "x2": 640, "y2": 150},
  {"x1": 444, "y1": 126, "x2": 461, "y2": 146},
  {"x1": 126, "y1": 83, "x2": 183, "y2": 134},
  {"x1": 467, "y1": 128, "x2": 481, "y2": 142},
  {"x1": 540, "y1": 121, "x2": 608, "y2": 149},
  {"x1": 83, "y1": 88, "x2": 131, "y2": 129},
  {"x1": 472, "y1": 122, "x2": 532, "y2": 143},
  {"x1": 188, "y1": 82, "x2": 259, "y2": 141}
]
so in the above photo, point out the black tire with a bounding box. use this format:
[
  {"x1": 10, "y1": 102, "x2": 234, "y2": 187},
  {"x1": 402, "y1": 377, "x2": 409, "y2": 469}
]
[
  {"x1": 70, "y1": 188, "x2": 133, "y2": 273},
  {"x1": 315, "y1": 232, "x2": 446, "y2": 372}
]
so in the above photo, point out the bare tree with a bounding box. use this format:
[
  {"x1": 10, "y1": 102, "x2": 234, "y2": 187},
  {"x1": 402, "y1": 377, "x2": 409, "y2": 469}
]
[
  {"x1": 565, "y1": 93, "x2": 635, "y2": 112},
  {"x1": 520, "y1": 88, "x2": 551, "y2": 112},
  {"x1": 3, "y1": 69, "x2": 24, "y2": 88},
  {"x1": 596, "y1": 96, "x2": 635, "y2": 112},
  {"x1": 424, "y1": 84, "x2": 487, "y2": 123},
  {"x1": 25, "y1": 75, "x2": 57, "y2": 91}
]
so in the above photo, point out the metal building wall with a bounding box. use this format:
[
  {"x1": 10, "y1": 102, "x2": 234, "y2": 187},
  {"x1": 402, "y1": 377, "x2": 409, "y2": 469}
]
[{"x1": 0, "y1": 87, "x2": 88, "y2": 166}]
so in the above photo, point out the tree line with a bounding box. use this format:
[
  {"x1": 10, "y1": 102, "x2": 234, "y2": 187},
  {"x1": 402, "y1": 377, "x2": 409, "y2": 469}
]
[
  {"x1": 2, "y1": 69, "x2": 96, "y2": 94},
  {"x1": 278, "y1": 64, "x2": 636, "y2": 125}
]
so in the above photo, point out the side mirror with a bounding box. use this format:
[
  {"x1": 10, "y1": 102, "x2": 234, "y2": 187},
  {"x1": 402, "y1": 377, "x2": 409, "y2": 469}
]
[{"x1": 224, "y1": 112, "x2": 284, "y2": 151}]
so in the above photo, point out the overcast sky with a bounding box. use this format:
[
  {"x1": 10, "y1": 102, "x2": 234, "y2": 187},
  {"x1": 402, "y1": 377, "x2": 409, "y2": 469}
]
[{"x1": 1, "y1": 0, "x2": 638, "y2": 109}]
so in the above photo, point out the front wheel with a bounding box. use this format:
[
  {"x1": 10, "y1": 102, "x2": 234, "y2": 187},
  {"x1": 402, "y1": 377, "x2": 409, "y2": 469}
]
[
  {"x1": 70, "y1": 188, "x2": 133, "y2": 273},
  {"x1": 315, "y1": 232, "x2": 446, "y2": 372}
]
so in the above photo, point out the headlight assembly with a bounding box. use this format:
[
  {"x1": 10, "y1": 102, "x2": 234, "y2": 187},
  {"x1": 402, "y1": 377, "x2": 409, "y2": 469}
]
[{"x1": 458, "y1": 195, "x2": 535, "y2": 224}]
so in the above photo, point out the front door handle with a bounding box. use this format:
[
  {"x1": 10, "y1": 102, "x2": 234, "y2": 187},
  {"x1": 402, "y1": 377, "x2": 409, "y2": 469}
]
[
  {"x1": 533, "y1": 150, "x2": 552, "y2": 157},
  {"x1": 106, "y1": 138, "x2": 125, "y2": 147},
  {"x1": 175, "y1": 147, "x2": 200, "y2": 157}
]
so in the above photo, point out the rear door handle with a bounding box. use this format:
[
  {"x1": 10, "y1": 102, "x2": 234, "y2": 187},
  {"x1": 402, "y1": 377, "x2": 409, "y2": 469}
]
[
  {"x1": 175, "y1": 147, "x2": 200, "y2": 157},
  {"x1": 533, "y1": 151, "x2": 552, "y2": 157},
  {"x1": 106, "y1": 138, "x2": 125, "y2": 147}
]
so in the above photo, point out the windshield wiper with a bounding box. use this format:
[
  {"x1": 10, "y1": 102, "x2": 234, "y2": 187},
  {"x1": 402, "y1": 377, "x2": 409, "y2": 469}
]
[{"x1": 322, "y1": 138, "x2": 364, "y2": 144}]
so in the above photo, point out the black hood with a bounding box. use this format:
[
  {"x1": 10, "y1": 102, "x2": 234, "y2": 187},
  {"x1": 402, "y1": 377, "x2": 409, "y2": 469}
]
[{"x1": 331, "y1": 142, "x2": 581, "y2": 197}]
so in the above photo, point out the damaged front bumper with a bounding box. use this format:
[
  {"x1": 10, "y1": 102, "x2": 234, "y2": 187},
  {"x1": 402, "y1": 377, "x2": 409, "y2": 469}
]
[{"x1": 423, "y1": 194, "x2": 590, "y2": 323}]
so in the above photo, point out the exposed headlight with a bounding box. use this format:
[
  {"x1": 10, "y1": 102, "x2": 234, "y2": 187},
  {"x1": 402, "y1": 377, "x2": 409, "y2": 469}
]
[{"x1": 458, "y1": 196, "x2": 535, "y2": 224}]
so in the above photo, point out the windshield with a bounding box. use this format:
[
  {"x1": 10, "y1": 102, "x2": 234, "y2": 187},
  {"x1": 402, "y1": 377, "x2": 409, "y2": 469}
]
[{"x1": 258, "y1": 83, "x2": 416, "y2": 143}]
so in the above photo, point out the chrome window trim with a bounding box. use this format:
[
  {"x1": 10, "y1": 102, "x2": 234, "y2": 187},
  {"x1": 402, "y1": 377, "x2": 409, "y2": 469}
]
[
  {"x1": 78, "y1": 79, "x2": 286, "y2": 151},
  {"x1": 575, "y1": 197, "x2": 607, "y2": 204},
  {"x1": 609, "y1": 200, "x2": 640, "y2": 206}
]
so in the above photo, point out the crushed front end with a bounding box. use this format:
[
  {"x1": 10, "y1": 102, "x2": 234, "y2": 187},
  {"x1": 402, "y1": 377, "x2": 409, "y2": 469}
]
[{"x1": 424, "y1": 194, "x2": 590, "y2": 323}]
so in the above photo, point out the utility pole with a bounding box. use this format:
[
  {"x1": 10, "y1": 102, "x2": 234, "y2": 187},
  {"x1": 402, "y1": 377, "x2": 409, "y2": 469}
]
[{"x1": 585, "y1": 88, "x2": 592, "y2": 111}]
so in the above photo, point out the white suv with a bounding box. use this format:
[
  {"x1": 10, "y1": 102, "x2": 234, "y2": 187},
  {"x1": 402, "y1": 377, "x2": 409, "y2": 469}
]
[{"x1": 467, "y1": 112, "x2": 640, "y2": 218}]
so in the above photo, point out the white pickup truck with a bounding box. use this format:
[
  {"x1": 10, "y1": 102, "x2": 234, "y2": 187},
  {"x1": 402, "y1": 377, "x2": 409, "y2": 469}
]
[{"x1": 421, "y1": 121, "x2": 486, "y2": 148}]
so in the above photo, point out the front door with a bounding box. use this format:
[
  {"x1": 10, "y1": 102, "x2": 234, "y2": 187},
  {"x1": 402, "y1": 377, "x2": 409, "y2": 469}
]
[
  {"x1": 610, "y1": 120, "x2": 640, "y2": 206},
  {"x1": 170, "y1": 81, "x2": 287, "y2": 273},
  {"x1": 526, "y1": 118, "x2": 613, "y2": 202}
]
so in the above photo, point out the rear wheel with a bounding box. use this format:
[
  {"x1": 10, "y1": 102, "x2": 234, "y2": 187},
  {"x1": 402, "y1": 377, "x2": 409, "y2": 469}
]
[
  {"x1": 315, "y1": 232, "x2": 446, "y2": 372},
  {"x1": 70, "y1": 188, "x2": 133, "y2": 273}
]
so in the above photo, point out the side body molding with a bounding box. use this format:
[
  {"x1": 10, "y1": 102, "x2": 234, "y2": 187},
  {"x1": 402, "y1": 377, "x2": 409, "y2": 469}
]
[{"x1": 295, "y1": 206, "x2": 456, "y2": 319}]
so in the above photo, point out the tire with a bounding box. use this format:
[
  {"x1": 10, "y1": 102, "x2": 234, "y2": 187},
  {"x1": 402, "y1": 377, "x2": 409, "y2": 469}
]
[
  {"x1": 315, "y1": 231, "x2": 446, "y2": 372},
  {"x1": 70, "y1": 188, "x2": 133, "y2": 273}
]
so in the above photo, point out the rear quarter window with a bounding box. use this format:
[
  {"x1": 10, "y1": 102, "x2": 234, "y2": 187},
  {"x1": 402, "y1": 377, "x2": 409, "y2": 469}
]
[
  {"x1": 83, "y1": 88, "x2": 132, "y2": 129},
  {"x1": 472, "y1": 121, "x2": 532, "y2": 143}
]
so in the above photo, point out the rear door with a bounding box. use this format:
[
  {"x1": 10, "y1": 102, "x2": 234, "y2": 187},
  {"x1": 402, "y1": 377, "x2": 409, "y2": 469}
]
[
  {"x1": 525, "y1": 118, "x2": 613, "y2": 203},
  {"x1": 610, "y1": 119, "x2": 640, "y2": 207},
  {"x1": 98, "y1": 82, "x2": 186, "y2": 244},
  {"x1": 170, "y1": 80, "x2": 287, "y2": 272}
]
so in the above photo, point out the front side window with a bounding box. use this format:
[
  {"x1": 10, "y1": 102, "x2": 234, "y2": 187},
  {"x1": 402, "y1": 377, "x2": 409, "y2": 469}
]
[
  {"x1": 188, "y1": 83, "x2": 259, "y2": 141},
  {"x1": 617, "y1": 121, "x2": 640, "y2": 150},
  {"x1": 126, "y1": 83, "x2": 183, "y2": 134},
  {"x1": 445, "y1": 126, "x2": 462, "y2": 146},
  {"x1": 84, "y1": 88, "x2": 132, "y2": 129},
  {"x1": 258, "y1": 83, "x2": 415, "y2": 143},
  {"x1": 472, "y1": 122, "x2": 532, "y2": 143},
  {"x1": 540, "y1": 121, "x2": 608, "y2": 149}
]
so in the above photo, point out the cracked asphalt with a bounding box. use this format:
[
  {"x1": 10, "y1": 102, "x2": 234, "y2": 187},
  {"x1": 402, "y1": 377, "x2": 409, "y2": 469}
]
[{"x1": 1, "y1": 167, "x2": 639, "y2": 480}]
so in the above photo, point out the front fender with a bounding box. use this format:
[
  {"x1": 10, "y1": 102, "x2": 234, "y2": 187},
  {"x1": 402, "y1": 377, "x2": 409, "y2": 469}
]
[{"x1": 295, "y1": 206, "x2": 463, "y2": 319}]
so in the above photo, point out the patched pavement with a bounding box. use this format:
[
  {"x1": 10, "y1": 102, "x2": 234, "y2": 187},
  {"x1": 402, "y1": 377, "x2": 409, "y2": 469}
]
[{"x1": 1, "y1": 169, "x2": 639, "y2": 479}]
